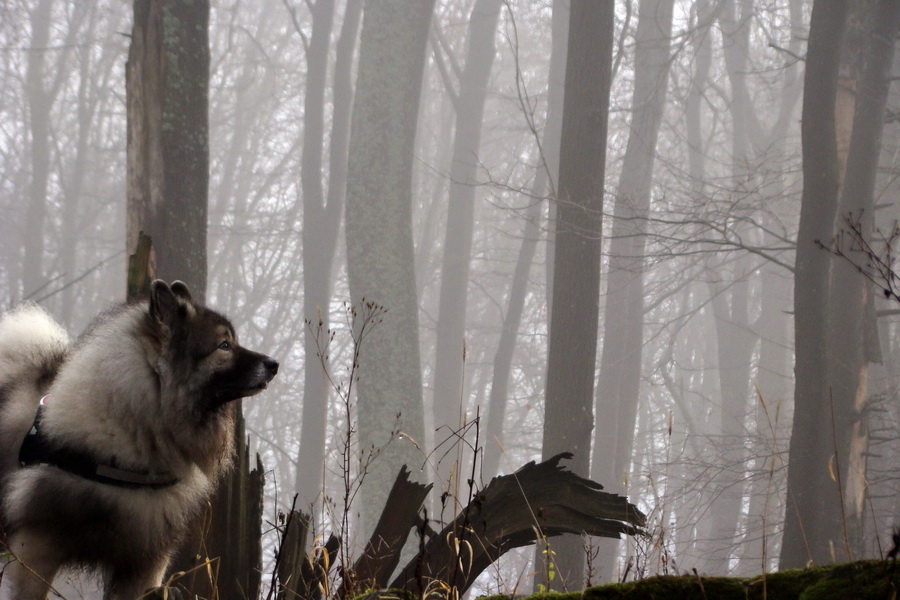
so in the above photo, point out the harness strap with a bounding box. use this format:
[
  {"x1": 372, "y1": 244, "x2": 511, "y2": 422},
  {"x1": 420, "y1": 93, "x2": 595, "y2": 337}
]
[{"x1": 18, "y1": 405, "x2": 178, "y2": 490}]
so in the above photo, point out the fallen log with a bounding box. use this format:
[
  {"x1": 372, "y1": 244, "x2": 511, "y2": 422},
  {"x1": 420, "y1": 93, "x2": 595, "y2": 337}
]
[{"x1": 388, "y1": 452, "x2": 646, "y2": 595}]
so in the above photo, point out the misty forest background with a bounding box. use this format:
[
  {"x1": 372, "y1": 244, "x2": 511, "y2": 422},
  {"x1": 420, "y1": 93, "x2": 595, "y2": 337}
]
[{"x1": 3, "y1": 0, "x2": 900, "y2": 596}]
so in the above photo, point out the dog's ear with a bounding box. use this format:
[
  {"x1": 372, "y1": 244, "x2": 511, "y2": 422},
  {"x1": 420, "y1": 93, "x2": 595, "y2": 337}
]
[
  {"x1": 150, "y1": 280, "x2": 183, "y2": 325},
  {"x1": 170, "y1": 281, "x2": 194, "y2": 304}
]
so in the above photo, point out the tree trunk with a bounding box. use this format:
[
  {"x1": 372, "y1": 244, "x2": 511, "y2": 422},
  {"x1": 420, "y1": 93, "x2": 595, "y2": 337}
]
[
  {"x1": 344, "y1": 0, "x2": 435, "y2": 538},
  {"x1": 126, "y1": 4, "x2": 263, "y2": 597},
  {"x1": 591, "y1": 0, "x2": 674, "y2": 581},
  {"x1": 431, "y1": 0, "x2": 502, "y2": 503},
  {"x1": 780, "y1": 0, "x2": 849, "y2": 570},
  {"x1": 829, "y1": 0, "x2": 899, "y2": 557},
  {"x1": 23, "y1": 0, "x2": 54, "y2": 301},
  {"x1": 174, "y1": 410, "x2": 265, "y2": 600},
  {"x1": 700, "y1": 1, "x2": 758, "y2": 573},
  {"x1": 296, "y1": 0, "x2": 363, "y2": 508},
  {"x1": 483, "y1": 0, "x2": 567, "y2": 481},
  {"x1": 60, "y1": 4, "x2": 97, "y2": 325},
  {"x1": 538, "y1": 0, "x2": 615, "y2": 591},
  {"x1": 126, "y1": 0, "x2": 209, "y2": 302}
]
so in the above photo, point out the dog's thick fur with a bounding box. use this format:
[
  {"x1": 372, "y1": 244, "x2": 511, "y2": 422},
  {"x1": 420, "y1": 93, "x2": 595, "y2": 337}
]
[{"x1": 0, "y1": 281, "x2": 277, "y2": 600}]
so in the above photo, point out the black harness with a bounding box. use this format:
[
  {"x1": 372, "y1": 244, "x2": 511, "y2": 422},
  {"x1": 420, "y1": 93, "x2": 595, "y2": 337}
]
[{"x1": 18, "y1": 403, "x2": 178, "y2": 490}]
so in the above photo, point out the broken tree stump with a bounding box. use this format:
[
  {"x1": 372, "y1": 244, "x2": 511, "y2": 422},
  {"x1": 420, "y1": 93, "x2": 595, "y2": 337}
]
[
  {"x1": 344, "y1": 464, "x2": 433, "y2": 595},
  {"x1": 389, "y1": 452, "x2": 646, "y2": 595},
  {"x1": 275, "y1": 508, "x2": 340, "y2": 600}
]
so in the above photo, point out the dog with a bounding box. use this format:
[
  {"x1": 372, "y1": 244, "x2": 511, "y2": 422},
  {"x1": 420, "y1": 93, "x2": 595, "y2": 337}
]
[{"x1": 0, "y1": 280, "x2": 278, "y2": 599}]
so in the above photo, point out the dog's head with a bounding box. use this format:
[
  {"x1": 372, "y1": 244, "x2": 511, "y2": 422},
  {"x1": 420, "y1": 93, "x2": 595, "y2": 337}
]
[{"x1": 149, "y1": 280, "x2": 279, "y2": 410}]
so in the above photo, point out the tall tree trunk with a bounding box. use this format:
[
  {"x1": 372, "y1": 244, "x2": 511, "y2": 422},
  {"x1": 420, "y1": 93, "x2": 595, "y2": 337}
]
[
  {"x1": 537, "y1": 1, "x2": 615, "y2": 591},
  {"x1": 61, "y1": 4, "x2": 97, "y2": 325},
  {"x1": 700, "y1": 0, "x2": 757, "y2": 574},
  {"x1": 829, "y1": 0, "x2": 899, "y2": 557},
  {"x1": 677, "y1": 0, "x2": 714, "y2": 569},
  {"x1": 591, "y1": 0, "x2": 674, "y2": 581},
  {"x1": 735, "y1": 0, "x2": 804, "y2": 575},
  {"x1": 23, "y1": 0, "x2": 54, "y2": 300},
  {"x1": 780, "y1": 0, "x2": 849, "y2": 570},
  {"x1": 295, "y1": 0, "x2": 363, "y2": 508},
  {"x1": 344, "y1": 0, "x2": 435, "y2": 539},
  {"x1": 483, "y1": 0, "x2": 567, "y2": 482},
  {"x1": 126, "y1": 0, "x2": 209, "y2": 302},
  {"x1": 430, "y1": 0, "x2": 502, "y2": 503}
]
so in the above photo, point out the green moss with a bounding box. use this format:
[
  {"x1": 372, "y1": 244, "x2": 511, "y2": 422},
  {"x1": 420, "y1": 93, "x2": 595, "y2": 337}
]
[
  {"x1": 747, "y1": 564, "x2": 831, "y2": 599},
  {"x1": 582, "y1": 574, "x2": 747, "y2": 599},
  {"x1": 797, "y1": 560, "x2": 899, "y2": 600},
  {"x1": 477, "y1": 560, "x2": 900, "y2": 600}
]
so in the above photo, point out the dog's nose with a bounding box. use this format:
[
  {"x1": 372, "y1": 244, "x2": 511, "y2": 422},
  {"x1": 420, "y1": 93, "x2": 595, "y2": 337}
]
[{"x1": 264, "y1": 357, "x2": 279, "y2": 378}]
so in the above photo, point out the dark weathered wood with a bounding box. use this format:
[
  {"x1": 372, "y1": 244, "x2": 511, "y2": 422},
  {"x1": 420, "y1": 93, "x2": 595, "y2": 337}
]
[
  {"x1": 389, "y1": 453, "x2": 645, "y2": 595},
  {"x1": 345, "y1": 465, "x2": 433, "y2": 595},
  {"x1": 126, "y1": 231, "x2": 154, "y2": 302},
  {"x1": 276, "y1": 509, "x2": 311, "y2": 600},
  {"x1": 274, "y1": 508, "x2": 340, "y2": 600}
]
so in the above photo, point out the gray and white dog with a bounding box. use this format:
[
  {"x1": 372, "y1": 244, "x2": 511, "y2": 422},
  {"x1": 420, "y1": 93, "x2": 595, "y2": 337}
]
[{"x1": 0, "y1": 281, "x2": 278, "y2": 600}]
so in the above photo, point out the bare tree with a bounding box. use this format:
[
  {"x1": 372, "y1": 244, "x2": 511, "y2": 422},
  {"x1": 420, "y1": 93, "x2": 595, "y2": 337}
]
[
  {"x1": 126, "y1": 0, "x2": 209, "y2": 300},
  {"x1": 828, "y1": 0, "x2": 900, "y2": 557},
  {"x1": 781, "y1": 0, "x2": 849, "y2": 570},
  {"x1": 431, "y1": 0, "x2": 502, "y2": 505},
  {"x1": 483, "y1": 0, "x2": 568, "y2": 482},
  {"x1": 538, "y1": 0, "x2": 615, "y2": 591},
  {"x1": 295, "y1": 0, "x2": 363, "y2": 509},
  {"x1": 344, "y1": 0, "x2": 435, "y2": 538},
  {"x1": 591, "y1": 0, "x2": 674, "y2": 581}
]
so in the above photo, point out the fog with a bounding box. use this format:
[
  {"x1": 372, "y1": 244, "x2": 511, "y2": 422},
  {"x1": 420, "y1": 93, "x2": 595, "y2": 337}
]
[{"x1": 2, "y1": 0, "x2": 900, "y2": 597}]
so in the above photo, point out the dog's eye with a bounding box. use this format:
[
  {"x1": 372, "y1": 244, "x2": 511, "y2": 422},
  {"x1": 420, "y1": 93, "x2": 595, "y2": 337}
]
[{"x1": 218, "y1": 340, "x2": 232, "y2": 351}]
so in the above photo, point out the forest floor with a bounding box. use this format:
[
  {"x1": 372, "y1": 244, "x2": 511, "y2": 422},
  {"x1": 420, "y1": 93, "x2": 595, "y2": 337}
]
[{"x1": 473, "y1": 559, "x2": 900, "y2": 600}]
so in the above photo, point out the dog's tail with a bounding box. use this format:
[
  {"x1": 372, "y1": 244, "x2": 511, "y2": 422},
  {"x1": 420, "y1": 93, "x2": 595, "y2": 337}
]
[
  {"x1": 0, "y1": 303, "x2": 70, "y2": 390},
  {"x1": 0, "y1": 304, "x2": 70, "y2": 482}
]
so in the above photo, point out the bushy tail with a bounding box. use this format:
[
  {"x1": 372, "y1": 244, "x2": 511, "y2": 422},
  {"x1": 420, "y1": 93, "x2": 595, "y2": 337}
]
[
  {"x1": 0, "y1": 304, "x2": 70, "y2": 389},
  {"x1": 0, "y1": 304, "x2": 71, "y2": 483}
]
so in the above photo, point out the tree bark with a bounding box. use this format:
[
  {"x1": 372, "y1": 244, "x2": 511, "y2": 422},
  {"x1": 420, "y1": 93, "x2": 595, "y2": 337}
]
[
  {"x1": 591, "y1": 0, "x2": 674, "y2": 581},
  {"x1": 175, "y1": 416, "x2": 265, "y2": 600},
  {"x1": 483, "y1": 0, "x2": 567, "y2": 482},
  {"x1": 699, "y1": 1, "x2": 758, "y2": 573},
  {"x1": 126, "y1": 0, "x2": 209, "y2": 302},
  {"x1": 23, "y1": 0, "x2": 54, "y2": 300},
  {"x1": 829, "y1": 0, "x2": 899, "y2": 557},
  {"x1": 344, "y1": 0, "x2": 435, "y2": 537},
  {"x1": 296, "y1": 0, "x2": 362, "y2": 507},
  {"x1": 431, "y1": 0, "x2": 502, "y2": 502},
  {"x1": 126, "y1": 5, "x2": 263, "y2": 598},
  {"x1": 345, "y1": 465, "x2": 432, "y2": 596},
  {"x1": 539, "y1": 0, "x2": 615, "y2": 590},
  {"x1": 780, "y1": 0, "x2": 849, "y2": 570}
]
